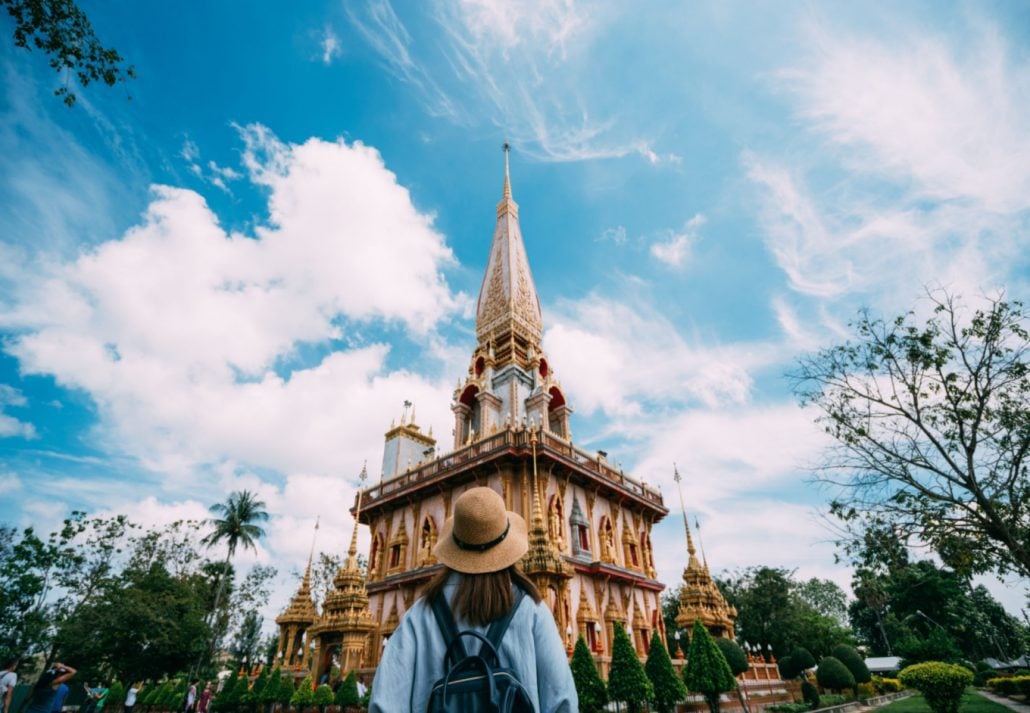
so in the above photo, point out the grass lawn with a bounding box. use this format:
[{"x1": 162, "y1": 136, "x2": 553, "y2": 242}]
[{"x1": 876, "y1": 691, "x2": 1013, "y2": 713}]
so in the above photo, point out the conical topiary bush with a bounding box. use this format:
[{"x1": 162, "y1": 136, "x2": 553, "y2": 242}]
[
  {"x1": 645, "y1": 630, "x2": 686, "y2": 713},
  {"x1": 683, "y1": 620, "x2": 737, "y2": 713},
  {"x1": 607, "y1": 624, "x2": 653, "y2": 713},
  {"x1": 570, "y1": 636, "x2": 607, "y2": 713}
]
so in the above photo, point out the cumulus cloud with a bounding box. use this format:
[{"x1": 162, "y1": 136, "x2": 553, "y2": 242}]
[
  {"x1": 1, "y1": 127, "x2": 461, "y2": 479},
  {"x1": 0, "y1": 385, "x2": 36, "y2": 439},
  {"x1": 321, "y1": 27, "x2": 342, "y2": 65}
]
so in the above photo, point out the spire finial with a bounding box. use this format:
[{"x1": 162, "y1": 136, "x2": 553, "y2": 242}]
[
  {"x1": 348, "y1": 462, "x2": 368, "y2": 561},
  {"x1": 673, "y1": 463, "x2": 697, "y2": 558},
  {"x1": 502, "y1": 141, "x2": 512, "y2": 201},
  {"x1": 695, "y1": 515, "x2": 709, "y2": 569}
]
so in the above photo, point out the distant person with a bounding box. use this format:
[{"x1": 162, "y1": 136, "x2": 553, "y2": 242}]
[
  {"x1": 369, "y1": 487, "x2": 576, "y2": 712},
  {"x1": 355, "y1": 676, "x2": 367, "y2": 699},
  {"x1": 184, "y1": 679, "x2": 198, "y2": 713},
  {"x1": 0, "y1": 659, "x2": 18, "y2": 713},
  {"x1": 24, "y1": 665, "x2": 77, "y2": 713},
  {"x1": 124, "y1": 682, "x2": 143, "y2": 713},
  {"x1": 197, "y1": 683, "x2": 212, "y2": 713},
  {"x1": 50, "y1": 681, "x2": 71, "y2": 713},
  {"x1": 85, "y1": 682, "x2": 108, "y2": 713}
]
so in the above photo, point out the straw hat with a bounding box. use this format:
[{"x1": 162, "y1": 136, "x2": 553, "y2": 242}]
[{"x1": 434, "y1": 487, "x2": 528, "y2": 574}]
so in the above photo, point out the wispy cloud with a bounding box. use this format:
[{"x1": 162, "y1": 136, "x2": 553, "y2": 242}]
[
  {"x1": 650, "y1": 213, "x2": 705, "y2": 268},
  {"x1": 321, "y1": 27, "x2": 342, "y2": 65},
  {"x1": 346, "y1": 0, "x2": 457, "y2": 119}
]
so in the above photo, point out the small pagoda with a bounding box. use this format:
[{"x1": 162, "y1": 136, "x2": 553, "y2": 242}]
[
  {"x1": 274, "y1": 557, "x2": 318, "y2": 671},
  {"x1": 673, "y1": 466, "x2": 737, "y2": 639}
]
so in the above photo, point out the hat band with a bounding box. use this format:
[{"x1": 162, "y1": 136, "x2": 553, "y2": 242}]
[{"x1": 452, "y1": 520, "x2": 510, "y2": 552}]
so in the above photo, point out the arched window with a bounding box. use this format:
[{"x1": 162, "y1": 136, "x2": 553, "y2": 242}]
[{"x1": 417, "y1": 516, "x2": 438, "y2": 567}]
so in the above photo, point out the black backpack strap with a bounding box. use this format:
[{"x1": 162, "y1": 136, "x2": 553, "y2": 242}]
[
  {"x1": 485, "y1": 587, "x2": 526, "y2": 654},
  {"x1": 430, "y1": 592, "x2": 468, "y2": 664}
]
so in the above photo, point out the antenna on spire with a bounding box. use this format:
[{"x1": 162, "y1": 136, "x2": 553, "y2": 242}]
[
  {"x1": 673, "y1": 463, "x2": 697, "y2": 557},
  {"x1": 305, "y1": 515, "x2": 320, "y2": 579},
  {"x1": 502, "y1": 141, "x2": 512, "y2": 200},
  {"x1": 695, "y1": 515, "x2": 709, "y2": 568}
]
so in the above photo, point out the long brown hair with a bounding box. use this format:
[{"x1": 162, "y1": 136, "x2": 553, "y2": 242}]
[{"x1": 422, "y1": 565, "x2": 542, "y2": 627}]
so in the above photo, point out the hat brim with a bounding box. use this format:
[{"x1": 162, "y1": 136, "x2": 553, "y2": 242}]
[{"x1": 434, "y1": 511, "x2": 528, "y2": 574}]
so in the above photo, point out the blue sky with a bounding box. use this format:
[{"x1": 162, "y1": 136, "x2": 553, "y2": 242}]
[{"x1": 1, "y1": 0, "x2": 1028, "y2": 616}]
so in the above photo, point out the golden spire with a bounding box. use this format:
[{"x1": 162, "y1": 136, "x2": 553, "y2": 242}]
[
  {"x1": 305, "y1": 516, "x2": 320, "y2": 582},
  {"x1": 347, "y1": 462, "x2": 367, "y2": 563}
]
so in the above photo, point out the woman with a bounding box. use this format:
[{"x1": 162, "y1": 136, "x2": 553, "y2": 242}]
[
  {"x1": 197, "y1": 682, "x2": 212, "y2": 713},
  {"x1": 124, "y1": 682, "x2": 143, "y2": 713},
  {"x1": 370, "y1": 487, "x2": 577, "y2": 712},
  {"x1": 23, "y1": 664, "x2": 77, "y2": 713}
]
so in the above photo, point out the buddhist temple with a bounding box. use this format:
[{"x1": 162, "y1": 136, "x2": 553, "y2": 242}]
[
  {"x1": 275, "y1": 147, "x2": 740, "y2": 680},
  {"x1": 274, "y1": 551, "x2": 318, "y2": 671}
]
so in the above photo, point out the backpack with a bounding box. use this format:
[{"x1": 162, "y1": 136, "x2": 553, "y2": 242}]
[{"x1": 426, "y1": 588, "x2": 535, "y2": 713}]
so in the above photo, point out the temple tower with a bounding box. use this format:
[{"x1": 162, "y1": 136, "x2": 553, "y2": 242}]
[
  {"x1": 308, "y1": 466, "x2": 376, "y2": 680},
  {"x1": 355, "y1": 148, "x2": 669, "y2": 675},
  {"x1": 275, "y1": 541, "x2": 318, "y2": 672},
  {"x1": 672, "y1": 466, "x2": 737, "y2": 638}
]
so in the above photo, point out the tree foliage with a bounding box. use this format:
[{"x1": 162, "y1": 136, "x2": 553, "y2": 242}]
[
  {"x1": 289, "y1": 675, "x2": 314, "y2": 707},
  {"x1": 645, "y1": 631, "x2": 685, "y2": 713},
  {"x1": 684, "y1": 620, "x2": 736, "y2": 713},
  {"x1": 607, "y1": 624, "x2": 652, "y2": 713},
  {"x1": 816, "y1": 656, "x2": 855, "y2": 693},
  {"x1": 1, "y1": 0, "x2": 135, "y2": 106},
  {"x1": 570, "y1": 636, "x2": 607, "y2": 713},
  {"x1": 794, "y1": 291, "x2": 1030, "y2": 577},
  {"x1": 831, "y1": 644, "x2": 871, "y2": 690},
  {"x1": 312, "y1": 685, "x2": 333, "y2": 712},
  {"x1": 334, "y1": 672, "x2": 359, "y2": 707},
  {"x1": 714, "y1": 638, "x2": 749, "y2": 677},
  {"x1": 718, "y1": 567, "x2": 852, "y2": 659}
]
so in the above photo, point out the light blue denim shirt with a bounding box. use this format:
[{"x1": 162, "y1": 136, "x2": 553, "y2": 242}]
[{"x1": 369, "y1": 575, "x2": 578, "y2": 713}]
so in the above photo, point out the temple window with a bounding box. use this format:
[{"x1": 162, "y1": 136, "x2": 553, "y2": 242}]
[
  {"x1": 389, "y1": 544, "x2": 401, "y2": 569},
  {"x1": 586, "y1": 623, "x2": 597, "y2": 651},
  {"x1": 629, "y1": 543, "x2": 639, "y2": 567},
  {"x1": 578, "y1": 525, "x2": 589, "y2": 551}
]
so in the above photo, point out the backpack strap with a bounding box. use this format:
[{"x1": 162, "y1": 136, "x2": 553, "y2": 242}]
[
  {"x1": 430, "y1": 593, "x2": 468, "y2": 664},
  {"x1": 485, "y1": 587, "x2": 526, "y2": 654}
]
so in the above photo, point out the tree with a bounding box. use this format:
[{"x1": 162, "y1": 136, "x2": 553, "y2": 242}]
[
  {"x1": 0, "y1": 525, "x2": 59, "y2": 661},
  {"x1": 232, "y1": 611, "x2": 263, "y2": 672},
  {"x1": 1, "y1": 0, "x2": 135, "y2": 106},
  {"x1": 202, "y1": 491, "x2": 269, "y2": 657},
  {"x1": 815, "y1": 656, "x2": 855, "y2": 694},
  {"x1": 788, "y1": 647, "x2": 816, "y2": 677},
  {"x1": 607, "y1": 624, "x2": 653, "y2": 713},
  {"x1": 831, "y1": 644, "x2": 871, "y2": 695},
  {"x1": 793, "y1": 292, "x2": 1030, "y2": 577},
  {"x1": 718, "y1": 568, "x2": 852, "y2": 659},
  {"x1": 259, "y1": 667, "x2": 282, "y2": 713},
  {"x1": 715, "y1": 638, "x2": 749, "y2": 677},
  {"x1": 570, "y1": 636, "x2": 607, "y2": 713},
  {"x1": 334, "y1": 672, "x2": 359, "y2": 708},
  {"x1": 213, "y1": 671, "x2": 240, "y2": 713},
  {"x1": 245, "y1": 667, "x2": 269, "y2": 713},
  {"x1": 645, "y1": 631, "x2": 685, "y2": 713},
  {"x1": 897, "y1": 630, "x2": 962, "y2": 669},
  {"x1": 275, "y1": 673, "x2": 295, "y2": 707},
  {"x1": 289, "y1": 675, "x2": 314, "y2": 708},
  {"x1": 683, "y1": 620, "x2": 736, "y2": 713},
  {"x1": 312, "y1": 685, "x2": 333, "y2": 713}
]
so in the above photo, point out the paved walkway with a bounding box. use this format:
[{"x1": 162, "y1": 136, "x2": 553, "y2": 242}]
[{"x1": 978, "y1": 691, "x2": 1030, "y2": 712}]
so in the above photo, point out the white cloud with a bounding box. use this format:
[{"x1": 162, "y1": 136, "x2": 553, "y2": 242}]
[
  {"x1": 545, "y1": 293, "x2": 763, "y2": 418},
  {"x1": 784, "y1": 23, "x2": 1030, "y2": 213},
  {"x1": 321, "y1": 27, "x2": 342, "y2": 65},
  {"x1": 1, "y1": 126, "x2": 461, "y2": 479},
  {"x1": 650, "y1": 213, "x2": 705, "y2": 268},
  {"x1": 597, "y1": 225, "x2": 627, "y2": 245},
  {"x1": 0, "y1": 385, "x2": 36, "y2": 439}
]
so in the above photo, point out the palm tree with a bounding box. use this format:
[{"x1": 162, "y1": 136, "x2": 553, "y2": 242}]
[{"x1": 202, "y1": 490, "x2": 269, "y2": 646}]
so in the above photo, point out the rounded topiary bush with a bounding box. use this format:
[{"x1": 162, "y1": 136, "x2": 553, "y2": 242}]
[
  {"x1": 898, "y1": 662, "x2": 973, "y2": 713},
  {"x1": 816, "y1": 657, "x2": 855, "y2": 693}
]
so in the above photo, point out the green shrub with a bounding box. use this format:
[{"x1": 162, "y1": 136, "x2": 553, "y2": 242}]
[
  {"x1": 289, "y1": 675, "x2": 314, "y2": 708},
  {"x1": 334, "y1": 672, "x2": 359, "y2": 708},
  {"x1": 571, "y1": 636, "x2": 607, "y2": 713},
  {"x1": 856, "y1": 682, "x2": 876, "y2": 699},
  {"x1": 898, "y1": 662, "x2": 973, "y2": 713},
  {"x1": 608, "y1": 624, "x2": 653, "y2": 713},
  {"x1": 801, "y1": 680, "x2": 820, "y2": 709},
  {"x1": 645, "y1": 631, "x2": 686, "y2": 713},
  {"x1": 275, "y1": 674, "x2": 295, "y2": 706},
  {"x1": 767, "y1": 704, "x2": 810, "y2": 713},
  {"x1": 258, "y1": 668, "x2": 281, "y2": 708},
  {"x1": 683, "y1": 620, "x2": 736, "y2": 713},
  {"x1": 816, "y1": 657, "x2": 855, "y2": 693},
  {"x1": 312, "y1": 685, "x2": 333, "y2": 712},
  {"x1": 715, "y1": 639, "x2": 749, "y2": 677},
  {"x1": 831, "y1": 645, "x2": 871, "y2": 693},
  {"x1": 872, "y1": 677, "x2": 903, "y2": 694}
]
